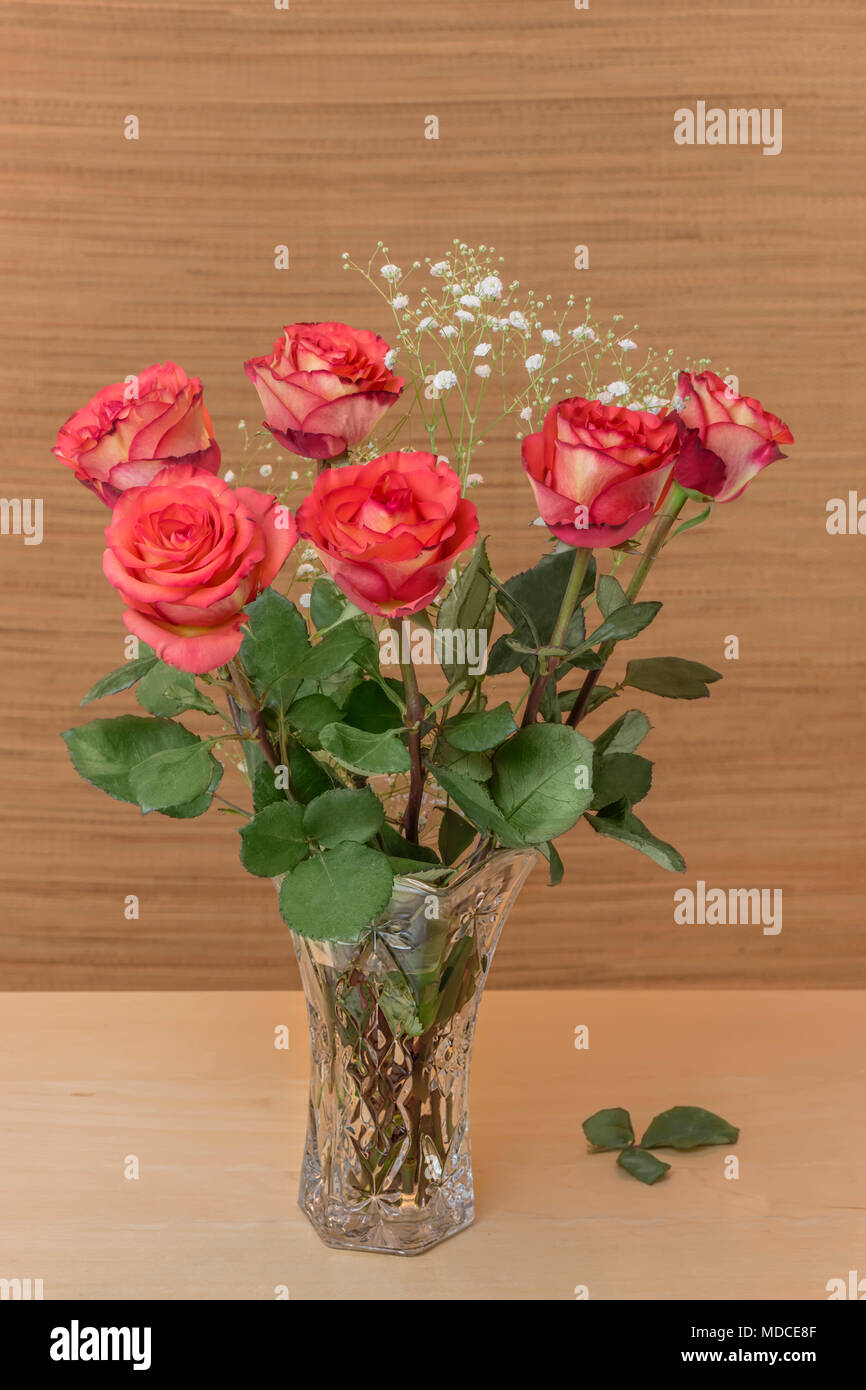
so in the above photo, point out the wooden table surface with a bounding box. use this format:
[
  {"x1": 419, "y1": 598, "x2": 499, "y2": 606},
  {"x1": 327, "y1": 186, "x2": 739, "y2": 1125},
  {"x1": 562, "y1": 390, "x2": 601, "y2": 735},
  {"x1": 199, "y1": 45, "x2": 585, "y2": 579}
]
[{"x1": 1, "y1": 989, "x2": 861, "y2": 1301}]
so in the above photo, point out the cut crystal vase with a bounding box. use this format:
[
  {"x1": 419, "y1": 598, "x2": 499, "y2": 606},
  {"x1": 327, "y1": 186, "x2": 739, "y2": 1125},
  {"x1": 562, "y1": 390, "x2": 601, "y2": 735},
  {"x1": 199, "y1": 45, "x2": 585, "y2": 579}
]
[{"x1": 291, "y1": 848, "x2": 536, "y2": 1256}]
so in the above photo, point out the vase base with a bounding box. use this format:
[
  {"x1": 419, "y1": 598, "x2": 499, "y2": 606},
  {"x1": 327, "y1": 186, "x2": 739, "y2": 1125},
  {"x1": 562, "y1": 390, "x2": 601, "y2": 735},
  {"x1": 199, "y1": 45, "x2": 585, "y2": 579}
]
[{"x1": 299, "y1": 1195, "x2": 475, "y2": 1256}]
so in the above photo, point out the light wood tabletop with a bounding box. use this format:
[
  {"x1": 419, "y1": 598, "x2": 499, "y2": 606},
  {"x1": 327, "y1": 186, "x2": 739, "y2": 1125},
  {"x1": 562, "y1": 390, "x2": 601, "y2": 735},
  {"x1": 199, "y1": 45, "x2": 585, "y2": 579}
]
[{"x1": 1, "y1": 989, "x2": 861, "y2": 1301}]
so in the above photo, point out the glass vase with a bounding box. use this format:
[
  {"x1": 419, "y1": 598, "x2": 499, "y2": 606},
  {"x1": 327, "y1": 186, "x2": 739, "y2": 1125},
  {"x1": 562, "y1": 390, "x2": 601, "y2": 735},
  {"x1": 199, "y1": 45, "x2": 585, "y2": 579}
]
[{"x1": 291, "y1": 847, "x2": 536, "y2": 1256}]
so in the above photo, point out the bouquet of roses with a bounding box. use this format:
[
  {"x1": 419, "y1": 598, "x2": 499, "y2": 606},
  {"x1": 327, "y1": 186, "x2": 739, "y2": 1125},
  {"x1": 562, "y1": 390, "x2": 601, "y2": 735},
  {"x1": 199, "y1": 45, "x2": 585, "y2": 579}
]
[{"x1": 57, "y1": 241, "x2": 793, "y2": 943}]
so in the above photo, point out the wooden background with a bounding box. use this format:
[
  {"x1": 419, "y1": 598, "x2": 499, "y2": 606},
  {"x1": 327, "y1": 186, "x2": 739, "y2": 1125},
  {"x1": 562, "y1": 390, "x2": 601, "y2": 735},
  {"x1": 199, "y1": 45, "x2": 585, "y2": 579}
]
[{"x1": 1, "y1": 0, "x2": 864, "y2": 989}]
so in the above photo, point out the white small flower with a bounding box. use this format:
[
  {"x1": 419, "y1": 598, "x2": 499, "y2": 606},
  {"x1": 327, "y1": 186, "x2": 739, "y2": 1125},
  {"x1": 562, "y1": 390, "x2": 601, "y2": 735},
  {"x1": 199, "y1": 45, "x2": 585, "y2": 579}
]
[
  {"x1": 597, "y1": 390, "x2": 613, "y2": 404},
  {"x1": 384, "y1": 348, "x2": 398, "y2": 369},
  {"x1": 380, "y1": 263, "x2": 402, "y2": 282},
  {"x1": 474, "y1": 343, "x2": 492, "y2": 357},
  {"x1": 259, "y1": 463, "x2": 273, "y2": 478},
  {"x1": 223, "y1": 469, "x2": 236, "y2": 482},
  {"x1": 476, "y1": 275, "x2": 503, "y2": 300},
  {"x1": 671, "y1": 392, "x2": 686, "y2": 412},
  {"x1": 644, "y1": 394, "x2": 667, "y2": 411},
  {"x1": 541, "y1": 329, "x2": 560, "y2": 345},
  {"x1": 392, "y1": 294, "x2": 409, "y2": 310},
  {"x1": 440, "y1": 325, "x2": 457, "y2": 339},
  {"x1": 236, "y1": 420, "x2": 246, "y2": 430},
  {"x1": 572, "y1": 325, "x2": 597, "y2": 343},
  {"x1": 437, "y1": 455, "x2": 451, "y2": 466},
  {"x1": 290, "y1": 470, "x2": 299, "y2": 481},
  {"x1": 433, "y1": 369, "x2": 458, "y2": 392},
  {"x1": 509, "y1": 310, "x2": 529, "y2": 331},
  {"x1": 618, "y1": 337, "x2": 638, "y2": 351},
  {"x1": 296, "y1": 563, "x2": 316, "y2": 579},
  {"x1": 459, "y1": 293, "x2": 481, "y2": 309},
  {"x1": 606, "y1": 380, "x2": 629, "y2": 397},
  {"x1": 299, "y1": 593, "x2": 312, "y2": 609},
  {"x1": 466, "y1": 472, "x2": 484, "y2": 487},
  {"x1": 301, "y1": 546, "x2": 317, "y2": 561},
  {"x1": 449, "y1": 283, "x2": 464, "y2": 296},
  {"x1": 525, "y1": 354, "x2": 544, "y2": 373},
  {"x1": 418, "y1": 316, "x2": 436, "y2": 330},
  {"x1": 519, "y1": 406, "x2": 533, "y2": 421},
  {"x1": 430, "y1": 260, "x2": 450, "y2": 278},
  {"x1": 474, "y1": 364, "x2": 491, "y2": 378},
  {"x1": 456, "y1": 309, "x2": 475, "y2": 323},
  {"x1": 236, "y1": 762, "x2": 246, "y2": 774}
]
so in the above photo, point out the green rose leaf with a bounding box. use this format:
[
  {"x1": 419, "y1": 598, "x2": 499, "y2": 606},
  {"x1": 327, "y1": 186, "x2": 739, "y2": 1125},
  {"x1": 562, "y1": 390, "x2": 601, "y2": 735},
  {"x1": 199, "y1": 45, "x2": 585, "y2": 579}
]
[
  {"x1": 490, "y1": 724, "x2": 594, "y2": 843},
  {"x1": 239, "y1": 801, "x2": 309, "y2": 877},
  {"x1": 240, "y1": 588, "x2": 311, "y2": 710},
  {"x1": 278, "y1": 843, "x2": 394, "y2": 941},
  {"x1": 319, "y1": 722, "x2": 411, "y2": 776},
  {"x1": 303, "y1": 786, "x2": 384, "y2": 848},
  {"x1": 623, "y1": 657, "x2": 723, "y2": 700},
  {"x1": 135, "y1": 662, "x2": 220, "y2": 717},
  {"x1": 252, "y1": 762, "x2": 287, "y2": 812},
  {"x1": 596, "y1": 573, "x2": 628, "y2": 618},
  {"x1": 538, "y1": 839, "x2": 565, "y2": 886},
  {"x1": 435, "y1": 739, "x2": 492, "y2": 782},
  {"x1": 436, "y1": 540, "x2": 496, "y2": 684},
  {"x1": 617, "y1": 1147, "x2": 671, "y2": 1185},
  {"x1": 293, "y1": 626, "x2": 371, "y2": 682},
  {"x1": 159, "y1": 759, "x2": 224, "y2": 819},
  {"x1": 591, "y1": 751, "x2": 653, "y2": 810},
  {"x1": 288, "y1": 740, "x2": 340, "y2": 804},
  {"x1": 497, "y1": 548, "x2": 596, "y2": 648},
  {"x1": 430, "y1": 764, "x2": 526, "y2": 849},
  {"x1": 594, "y1": 709, "x2": 652, "y2": 756},
  {"x1": 380, "y1": 822, "x2": 439, "y2": 864},
  {"x1": 445, "y1": 702, "x2": 517, "y2": 752},
  {"x1": 342, "y1": 678, "x2": 405, "y2": 732},
  {"x1": 574, "y1": 600, "x2": 662, "y2": 654},
  {"x1": 582, "y1": 1106, "x2": 635, "y2": 1151},
  {"x1": 586, "y1": 801, "x2": 685, "y2": 873},
  {"x1": 310, "y1": 575, "x2": 353, "y2": 630},
  {"x1": 285, "y1": 693, "x2": 343, "y2": 746},
  {"x1": 558, "y1": 684, "x2": 618, "y2": 717},
  {"x1": 640, "y1": 1106, "x2": 739, "y2": 1151},
  {"x1": 438, "y1": 807, "x2": 477, "y2": 865},
  {"x1": 63, "y1": 715, "x2": 218, "y2": 813},
  {"x1": 80, "y1": 649, "x2": 158, "y2": 705}
]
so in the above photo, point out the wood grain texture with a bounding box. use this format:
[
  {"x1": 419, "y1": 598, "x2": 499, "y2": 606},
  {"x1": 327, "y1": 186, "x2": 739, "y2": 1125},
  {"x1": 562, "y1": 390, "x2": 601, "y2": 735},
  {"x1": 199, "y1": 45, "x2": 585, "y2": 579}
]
[
  {"x1": 0, "y1": 1, "x2": 864, "y2": 987},
  {"x1": 1, "y1": 989, "x2": 862, "y2": 1299}
]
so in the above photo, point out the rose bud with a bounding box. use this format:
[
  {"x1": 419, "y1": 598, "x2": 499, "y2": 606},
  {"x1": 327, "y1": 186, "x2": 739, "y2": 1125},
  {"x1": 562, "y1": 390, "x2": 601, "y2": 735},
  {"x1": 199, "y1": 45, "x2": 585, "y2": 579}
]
[
  {"x1": 522, "y1": 396, "x2": 680, "y2": 547},
  {"x1": 53, "y1": 362, "x2": 220, "y2": 507},
  {"x1": 672, "y1": 371, "x2": 794, "y2": 502},
  {"x1": 102, "y1": 465, "x2": 297, "y2": 673},
  {"x1": 296, "y1": 451, "x2": 478, "y2": 618},
  {"x1": 244, "y1": 322, "x2": 404, "y2": 460}
]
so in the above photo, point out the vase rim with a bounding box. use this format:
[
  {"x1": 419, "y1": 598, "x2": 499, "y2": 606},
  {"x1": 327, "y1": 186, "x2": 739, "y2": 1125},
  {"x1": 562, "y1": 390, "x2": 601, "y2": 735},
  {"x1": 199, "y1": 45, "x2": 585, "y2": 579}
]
[{"x1": 393, "y1": 844, "x2": 539, "y2": 896}]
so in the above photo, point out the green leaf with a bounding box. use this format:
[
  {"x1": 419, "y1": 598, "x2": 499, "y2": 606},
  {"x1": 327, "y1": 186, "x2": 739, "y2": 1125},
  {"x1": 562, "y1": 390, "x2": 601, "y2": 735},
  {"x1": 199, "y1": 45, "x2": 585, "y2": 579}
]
[
  {"x1": 558, "y1": 684, "x2": 618, "y2": 716},
  {"x1": 128, "y1": 739, "x2": 218, "y2": 813},
  {"x1": 303, "y1": 787, "x2": 384, "y2": 848},
  {"x1": 380, "y1": 822, "x2": 439, "y2": 864},
  {"x1": 252, "y1": 762, "x2": 287, "y2": 812},
  {"x1": 62, "y1": 715, "x2": 216, "y2": 811},
  {"x1": 582, "y1": 1106, "x2": 635, "y2": 1151},
  {"x1": 486, "y1": 632, "x2": 525, "y2": 676},
  {"x1": 623, "y1": 657, "x2": 723, "y2": 700},
  {"x1": 288, "y1": 741, "x2": 339, "y2": 804},
  {"x1": 438, "y1": 807, "x2": 477, "y2": 865},
  {"x1": 591, "y1": 751, "x2": 653, "y2": 810},
  {"x1": 240, "y1": 589, "x2": 310, "y2": 710},
  {"x1": 278, "y1": 843, "x2": 394, "y2": 941},
  {"x1": 490, "y1": 724, "x2": 594, "y2": 843},
  {"x1": 617, "y1": 1147, "x2": 671, "y2": 1184},
  {"x1": 378, "y1": 971, "x2": 425, "y2": 1038},
  {"x1": 135, "y1": 662, "x2": 220, "y2": 717},
  {"x1": 239, "y1": 801, "x2": 309, "y2": 876},
  {"x1": 80, "y1": 650, "x2": 158, "y2": 705},
  {"x1": 538, "y1": 840, "x2": 564, "y2": 886},
  {"x1": 576, "y1": 600, "x2": 662, "y2": 653},
  {"x1": 342, "y1": 679, "x2": 404, "y2": 732},
  {"x1": 445, "y1": 702, "x2": 517, "y2": 752},
  {"x1": 432, "y1": 937, "x2": 476, "y2": 1025},
  {"x1": 285, "y1": 694, "x2": 343, "y2": 746},
  {"x1": 435, "y1": 739, "x2": 492, "y2": 781},
  {"x1": 586, "y1": 801, "x2": 686, "y2": 873},
  {"x1": 319, "y1": 722, "x2": 411, "y2": 776},
  {"x1": 293, "y1": 626, "x2": 371, "y2": 682},
  {"x1": 640, "y1": 1106, "x2": 739, "y2": 1151},
  {"x1": 429, "y1": 764, "x2": 526, "y2": 849},
  {"x1": 498, "y1": 549, "x2": 596, "y2": 647},
  {"x1": 594, "y1": 709, "x2": 652, "y2": 756},
  {"x1": 596, "y1": 573, "x2": 628, "y2": 618},
  {"x1": 310, "y1": 575, "x2": 350, "y2": 630},
  {"x1": 159, "y1": 759, "x2": 224, "y2": 819},
  {"x1": 436, "y1": 540, "x2": 496, "y2": 683}
]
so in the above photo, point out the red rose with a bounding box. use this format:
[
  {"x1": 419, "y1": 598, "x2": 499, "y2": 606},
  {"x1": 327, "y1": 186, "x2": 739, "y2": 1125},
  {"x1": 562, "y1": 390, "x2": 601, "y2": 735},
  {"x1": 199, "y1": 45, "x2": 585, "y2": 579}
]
[
  {"x1": 103, "y1": 465, "x2": 297, "y2": 673},
  {"x1": 522, "y1": 396, "x2": 679, "y2": 547},
  {"x1": 54, "y1": 362, "x2": 220, "y2": 507},
  {"x1": 296, "y1": 452, "x2": 478, "y2": 618},
  {"x1": 673, "y1": 371, "x2": 794, "y2": 502},
  {"x1": 244, "y1": 322, "x2": 404, "y2": 460}
]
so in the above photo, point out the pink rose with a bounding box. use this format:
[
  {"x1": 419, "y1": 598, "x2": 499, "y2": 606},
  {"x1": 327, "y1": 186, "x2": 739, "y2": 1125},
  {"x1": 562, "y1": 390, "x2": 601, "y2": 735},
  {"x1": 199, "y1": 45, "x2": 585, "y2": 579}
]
[
  {"x1": 103, "y1": 465, "x2": 297, "y2": 673},
  {"x1": 54, "y1": 362, "x2": 220, "y2": 506},
  {"x1": 522, "y1": 396, "x2": 680, "y2": 547},
  {"x1": 244, "y1": 322, "x2": 404, "y2": 460},
  {"x1": 673, "y1": 371, "x2": 794, "y2": 502},
  {"x1": 296, "y1": 452, "x2": 478, "y2": 617}
]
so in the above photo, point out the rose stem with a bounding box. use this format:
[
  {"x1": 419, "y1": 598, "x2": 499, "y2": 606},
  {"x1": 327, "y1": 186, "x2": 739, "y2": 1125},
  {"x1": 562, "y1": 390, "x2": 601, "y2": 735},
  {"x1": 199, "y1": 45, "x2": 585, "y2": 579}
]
[
  {"x1": 566, "y1": 481, "x2": 690, "y2": 728},
  {"x1": 226, "y1": 660, "x2": 278, "y2": 769},
  {"x1": 397, "y1": 625, "x2": 426, "y2": 843},
  {"x1": 521, "y1": 545, "x2": 592, "y2": 727}
]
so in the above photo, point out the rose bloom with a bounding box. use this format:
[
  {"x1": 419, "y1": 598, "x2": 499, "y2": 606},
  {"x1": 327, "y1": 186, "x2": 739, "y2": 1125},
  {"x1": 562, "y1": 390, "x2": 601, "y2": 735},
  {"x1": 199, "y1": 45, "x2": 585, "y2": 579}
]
[
  {"x1": 53, "y1": 362, "x2": 220, "y2": 507},
  {"x1": 522, "y1": 396, "x2": 680, "y2": 547},
  {"x1": 244, "y1": 322, "x2": 404, "y2": 460},
  {"x1": 296, "y1": 452, "x2": 478, "y2": 618},
  {"x1": 673, "y1": 371, "x2": 794, "y2": 502},
  {"x1": 103, "y1": 465, "x2": 297, "y2": 673}
]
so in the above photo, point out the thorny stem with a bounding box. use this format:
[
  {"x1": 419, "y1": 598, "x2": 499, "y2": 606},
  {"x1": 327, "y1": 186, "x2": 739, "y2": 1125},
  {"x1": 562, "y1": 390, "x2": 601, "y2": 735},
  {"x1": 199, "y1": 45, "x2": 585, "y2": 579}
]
[
  {"x1": 521, "y1": 546, "x2": 592, "y2": 727},
  {"x1": 226, "y1": 660, "x2": 278, "y2": 769},
  {"x1": 396, "y1": 625, "x2": 426, "y2": 843}
]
